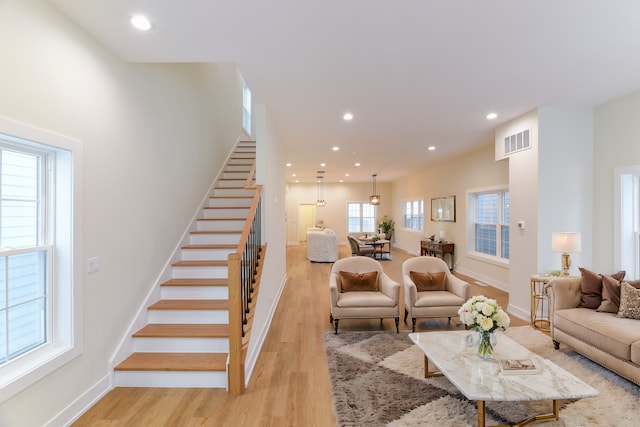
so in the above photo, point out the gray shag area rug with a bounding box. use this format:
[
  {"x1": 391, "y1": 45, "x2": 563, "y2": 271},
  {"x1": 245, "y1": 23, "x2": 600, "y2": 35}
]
[{"x1": 324, "y1": 326, "x2": 640, "y2": 426}]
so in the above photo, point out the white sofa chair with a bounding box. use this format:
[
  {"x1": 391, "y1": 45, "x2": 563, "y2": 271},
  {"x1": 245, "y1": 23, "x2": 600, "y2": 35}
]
[
  {"x1": 329, "y1": 256, "x2": 400, "y2": 333},
  {"x1": 402, "y1": 256, "x2": 470, "y2": 332},
  {"x1": 306, "y1": 229, "x2": 339, "y2": 262}
]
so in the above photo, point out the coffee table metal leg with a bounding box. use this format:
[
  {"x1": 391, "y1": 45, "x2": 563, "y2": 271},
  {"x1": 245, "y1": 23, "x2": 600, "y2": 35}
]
[
  {"x1": 476, "y1": 399, "x2": 560, "y2": 427},
  {"x1": 423, "y1": 355, "x2": 442, "y2": 378}
]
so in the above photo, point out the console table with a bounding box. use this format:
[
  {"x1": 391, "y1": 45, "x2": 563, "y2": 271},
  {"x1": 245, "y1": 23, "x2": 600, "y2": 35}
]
[{"x1": 420, "y1": 240, "x2": 455, "y2": 270}]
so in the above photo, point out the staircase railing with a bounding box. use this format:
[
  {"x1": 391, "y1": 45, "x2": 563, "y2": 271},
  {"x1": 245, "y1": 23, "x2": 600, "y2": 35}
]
[{"x1": 228, "y1": 162, "x2": 262, "y2": 395}]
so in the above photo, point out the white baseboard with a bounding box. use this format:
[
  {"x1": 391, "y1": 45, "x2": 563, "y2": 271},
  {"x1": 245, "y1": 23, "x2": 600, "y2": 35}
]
[{"x1": 46, "y1": 374, "x2": 112, "y2": 427}]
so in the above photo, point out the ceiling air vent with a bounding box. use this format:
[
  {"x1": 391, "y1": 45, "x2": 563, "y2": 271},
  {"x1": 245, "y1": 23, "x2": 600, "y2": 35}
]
[{"x1": 504, "y1": 128, "x2": 531, "y2": 156}]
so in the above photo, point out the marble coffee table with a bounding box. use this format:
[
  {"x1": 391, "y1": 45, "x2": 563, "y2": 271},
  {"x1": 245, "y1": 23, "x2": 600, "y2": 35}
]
[{"x1": 409, "y1": 331, "x2": 598, "y2": 427}]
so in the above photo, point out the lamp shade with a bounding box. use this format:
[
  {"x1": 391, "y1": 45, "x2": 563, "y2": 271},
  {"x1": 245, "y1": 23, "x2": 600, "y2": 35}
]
[{"x1": 551, "y1": 232, "x2": 581, "y2": 253}]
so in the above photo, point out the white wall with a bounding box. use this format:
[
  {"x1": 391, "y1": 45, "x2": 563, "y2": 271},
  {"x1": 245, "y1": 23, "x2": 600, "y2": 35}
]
[
  {"x1": 593, "y1": 90, "x2": 640, "y2": 274},
  {"x1": 0, "y1": 1, "x2": 244, "y2": 425},
  {"x1": 246, "y1": 104, "x2": 287, "y2": 381},
  {"x1": 392, "y1": 143, "x2": 510, "y2": 289},
  {"x1": 496, "y1": 108, "x2": 593, "y2": 321}
]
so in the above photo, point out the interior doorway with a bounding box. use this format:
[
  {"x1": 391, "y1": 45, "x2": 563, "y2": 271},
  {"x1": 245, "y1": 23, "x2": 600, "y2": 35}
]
[{"x1": 298, "y1": 204, "x2": 315, "y2": 242}]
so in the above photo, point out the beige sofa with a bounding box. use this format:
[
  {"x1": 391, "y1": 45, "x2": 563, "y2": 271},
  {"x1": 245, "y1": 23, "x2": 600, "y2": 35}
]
[{"x1": 547, "y1": 276, "x2": 640, "y2": 386}]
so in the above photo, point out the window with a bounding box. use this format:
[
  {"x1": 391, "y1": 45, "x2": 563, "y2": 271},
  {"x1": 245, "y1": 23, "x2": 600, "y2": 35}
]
[
  {"x1": 615, "y1": 167, "x2": 640, "y2": 279},
  {"x1": 0, "y1": 118, "x2": 81, "y2": 403},
  {"x1": 403, "y1": 199, "x2": 424, "y2": 231},
  {"x1": 1, "y1": 147, "x2": 48, "y2": 365},
  {"x1": 347, "y1": 202, "x2": 376, "y2": 233},
  {"x1": 242, "y1": 79, "x2": 252, "y2": 136},
  {"x1": 469, "y1": 189, "x2": 509, "y2": 262}
]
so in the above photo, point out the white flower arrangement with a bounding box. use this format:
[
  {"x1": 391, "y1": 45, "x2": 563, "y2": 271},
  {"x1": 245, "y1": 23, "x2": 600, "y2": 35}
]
[{"x1": 458, "y1": 295, "x2": 510, "y2": 332}]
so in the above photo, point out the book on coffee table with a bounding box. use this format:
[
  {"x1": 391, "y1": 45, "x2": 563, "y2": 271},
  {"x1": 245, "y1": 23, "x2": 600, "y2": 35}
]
[{"x1": 498, "y1": 358, "x2": 540, "y2": 374}]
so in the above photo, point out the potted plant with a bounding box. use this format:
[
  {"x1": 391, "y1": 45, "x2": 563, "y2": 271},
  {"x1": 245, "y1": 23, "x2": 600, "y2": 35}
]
[{"x1": 378, "y1": 215, "x2": 395, "y2": 239}]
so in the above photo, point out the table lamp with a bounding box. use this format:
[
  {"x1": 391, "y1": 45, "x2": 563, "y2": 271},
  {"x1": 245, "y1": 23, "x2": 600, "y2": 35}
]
[{"x1": 551, "y1": 232, "x2": 581, "y2": 276}]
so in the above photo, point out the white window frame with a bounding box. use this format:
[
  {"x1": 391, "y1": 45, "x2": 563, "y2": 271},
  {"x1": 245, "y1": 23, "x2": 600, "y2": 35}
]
[
  {"x1": 242, "y1": 79, "x2": 252, "y2": 136},
  {"x1": 402, "y1": 199, "x2": 424, "y2": 232},
  {"x1": 0, "y1": 117, "x2": 82, "y2": 404},
  {"x1": 347, "y1": 202, "x2": 376, "y2": 233},
  {"x1": 614, "y1": 166, "x2": 640, "y2": 279},
  {"x1": 467, "y1": 187, "x2": 510, "y2": 266}
]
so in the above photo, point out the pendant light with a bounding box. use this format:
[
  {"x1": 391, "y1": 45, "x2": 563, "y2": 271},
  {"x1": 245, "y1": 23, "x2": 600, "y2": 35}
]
[
  {"x1": 316, "y1": 174, "x2": 326, "y2": 207},
  {"x1": 369, "y1": 174, "x2": 380, "y2": 205}
]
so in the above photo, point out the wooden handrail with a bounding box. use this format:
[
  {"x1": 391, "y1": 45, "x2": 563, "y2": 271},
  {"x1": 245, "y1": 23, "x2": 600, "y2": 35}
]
[{"x1": 227, "y1": 159, "x2": 262, "y2": 395}]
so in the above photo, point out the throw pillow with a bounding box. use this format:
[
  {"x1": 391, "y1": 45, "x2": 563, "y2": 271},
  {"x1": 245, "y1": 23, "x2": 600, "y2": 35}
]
[
  {"x1": 597, "y1": 275, "x2": 622, "y2": 313},
  {"x1": 409, "y1": 271, "x2": 447, "y2": 291},
  {"x1": 617, "y1": 281, "x2": 640, "y2": 319},
  {"x1": 339, "y1": 271, "x2": 378, "y2": 292},
  {"x1": 578, "y1": 267, "x2": 625, "y2": 309}
]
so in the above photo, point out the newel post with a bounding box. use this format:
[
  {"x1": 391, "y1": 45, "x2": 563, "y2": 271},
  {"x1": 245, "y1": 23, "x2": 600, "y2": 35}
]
[{"x1": 227, "y1": 252, "x2": 244, "y2": 394}]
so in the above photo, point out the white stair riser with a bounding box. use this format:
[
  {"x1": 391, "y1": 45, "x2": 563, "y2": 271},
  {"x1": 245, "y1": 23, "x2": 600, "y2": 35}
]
[
  {"x1": 207, "y1": 198, "x2": 252, "y2": 208},
  {"x1": 222, "y1": 171, "x2": 250, "y2": 179},
  {"x1": 189, "y1": 233, "x2": 240, "y2": 245},
  {"x1": 148, "y1": 309, "x2": 229, "y2": 324},
  {"x1": 181, "y1": 248, "x2": 234, "y2": 261},
  {"x1": 132, "y1": 337, "x2": 229, "y2": 353},
  {"x1": 224, "y1": 165, "x2": 252, "y2": 172},
  {"x1": 113, "y1": 370, "x2": 227, "y2": 388},
  {"x1": 212, "y1": 188, "x2": 255, "y2": 197},
  {"x1": 197, "y1": 220, "x2": 246, "y2": 231},
  {"x1": 202, "y1": 208, "x2": 249, "y2": 218},
  {"x1": 171, "y1": 266, "x2": 228, "y2": 279},
  {"x1": 161, "y1": 285, "x2": 228, "y2": 300},
  {"x1": 217, "y1": 179, "x2": 249, "y2": 188}
]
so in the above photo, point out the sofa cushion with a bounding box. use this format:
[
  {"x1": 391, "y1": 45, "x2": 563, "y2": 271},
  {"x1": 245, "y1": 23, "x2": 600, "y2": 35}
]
[
  {"x1": 578, "y1": 268, "x2": 625, "y2": 309},
  {"x1": 410, "y1": 271, "x2": 446, "y2": 291},
  {"x1": 339, "y1": 271, "x2": 378, "y2": 292},
  {"x1": 618, "y1": 281, "x2": 640, "y2": 319},
  {"x1": 554, "y1": 307, "x2": 640, "y2": 360},
  {"x1": 597, "y1": 277, "x2": 640, "y2": 313},
  {"x1": 597, "y1": 275, "x2": 623, "y2": 313}
]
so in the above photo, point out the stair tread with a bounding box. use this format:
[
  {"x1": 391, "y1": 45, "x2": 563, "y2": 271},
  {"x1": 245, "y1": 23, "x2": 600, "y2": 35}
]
[
  {"x1": 133, "y1": 323, "x2": 229, "y2": 338},
  {"x1": 149, "y1": 299, "x2": 229, "y2": 310},
  {"x1": 197, "y1": 217, "x2": 246, "y2": 221},
  {"x1": 181, "y1": 244, "x2": 237, "y2": 250},
  {"x1": 115, "y1": 352, "x2": 227, "y2": 371},
  {"x1": 161, "y1": 278, "x2": 228, "y2": 286},
  {"x1": 190, "y1": 230, "x2": 242, "y2": 235},
  {"x1": 172, "y1": 260, "x2": 228, "y2": 267},
  {"x1": 209, "y1": 196, "x2": 253, "y2": 199}
]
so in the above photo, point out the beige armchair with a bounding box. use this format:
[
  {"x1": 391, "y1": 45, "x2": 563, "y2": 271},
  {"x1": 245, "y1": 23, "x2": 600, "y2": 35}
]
[
  {"x1": 347, "y1": 235, "x2": 375, "y2": 257},
  {"x1": 329, "y1": 256, "x2": 400, "y2": 334},
  {"x1": 402, "y1": 256, "x2": 470, "y2": 332}
]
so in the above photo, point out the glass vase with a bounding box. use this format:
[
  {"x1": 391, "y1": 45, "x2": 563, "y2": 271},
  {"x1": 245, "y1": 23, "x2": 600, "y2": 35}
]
[{"x1": 477, "y1": 330, "x2": 497, "y2": 359}]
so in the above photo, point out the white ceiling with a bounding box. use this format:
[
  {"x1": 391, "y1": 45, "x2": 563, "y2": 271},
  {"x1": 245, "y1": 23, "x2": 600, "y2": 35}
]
[{"x1": 49, "y1": 0, "x2": 640, "y2": 183}]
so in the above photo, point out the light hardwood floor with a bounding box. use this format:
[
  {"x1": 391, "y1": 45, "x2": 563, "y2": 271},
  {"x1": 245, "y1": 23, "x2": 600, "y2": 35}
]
[{"x1": 72, "y1": 244, "x2": 527, "y2": 426}]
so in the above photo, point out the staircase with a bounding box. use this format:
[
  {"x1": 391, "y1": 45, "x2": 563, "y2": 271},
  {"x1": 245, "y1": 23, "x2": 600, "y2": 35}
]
[{"x1": 113, "y1": 141, "x2": 258, "y2": 389}]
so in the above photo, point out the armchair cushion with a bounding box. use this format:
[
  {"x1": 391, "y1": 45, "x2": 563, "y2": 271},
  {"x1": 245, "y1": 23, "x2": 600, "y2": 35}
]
[
  {"x1": 339, "y1": 271, "x2": 379, "y2": 292},
  {"x1": 410, "y1": 271, "x2": 446, "y2": 291}
]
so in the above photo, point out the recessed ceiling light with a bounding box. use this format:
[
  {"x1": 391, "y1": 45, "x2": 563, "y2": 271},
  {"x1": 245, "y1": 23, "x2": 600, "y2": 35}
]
[
  {"x1": 286, "y1": 163, "x2": 292, "y2": 167},
  {"x1": 343, "y1": 113, "x2": 354, "y2": 121},
  {"x1": 320, "y1": 162, "x2": 326, "y2": 167},
  {"x1": 339, "y1": 179, "x2": 344, "y2": 183},
  {"x1": 428, "y1": 146, "x2": 436, "y2": 151},
  {"x1": 354, "y1": 162, "x2": 360, "y2": 167},
  {"x1": 332, "y1": 146, "x2": 339, "y2": 151},
  {"x1": 486, "y1": 112, "x2": 498, "y2": 120},
  {"x1": 345, "y1": 173, "x2": 350, "y2": 177},
  {"x1": 131, "y1": 14, "x2": 152, "y2": 31},
  {"x1": 292, "y1": 173, "x2": 296, "y2": 177}
]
